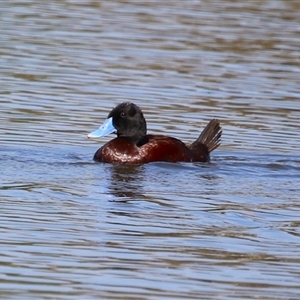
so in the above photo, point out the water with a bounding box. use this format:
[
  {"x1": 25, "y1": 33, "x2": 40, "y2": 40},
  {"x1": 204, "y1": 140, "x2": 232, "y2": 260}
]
[{"x1": 1, "y1": 0, "x2": 300, "y2": 299}]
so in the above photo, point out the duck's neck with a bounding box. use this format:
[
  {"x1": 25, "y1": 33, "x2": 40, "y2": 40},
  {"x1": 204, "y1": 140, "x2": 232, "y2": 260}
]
[
  {"x1": 136, "y1": 135, "x2": 149, "y2": 147},
  {"x1": 119, "y1": 134, "x2": 148, "y2": 147}
]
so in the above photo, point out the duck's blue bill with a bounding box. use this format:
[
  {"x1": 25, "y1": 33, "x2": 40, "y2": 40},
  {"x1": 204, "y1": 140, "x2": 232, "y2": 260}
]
[{"x1": 88, "y1": 117, "x2": 115, "y2": 138}]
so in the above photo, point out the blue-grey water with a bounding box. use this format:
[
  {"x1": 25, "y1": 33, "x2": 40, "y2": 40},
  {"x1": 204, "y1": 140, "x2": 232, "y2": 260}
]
[{"x1": 1, "y1": 1, "x2": 300, "y2": 299}]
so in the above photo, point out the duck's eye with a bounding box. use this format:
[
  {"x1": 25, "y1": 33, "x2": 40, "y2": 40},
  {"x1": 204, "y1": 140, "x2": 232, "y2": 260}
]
[{"x1": 120, "y1": 112, "x2": 126, "y2": 117}]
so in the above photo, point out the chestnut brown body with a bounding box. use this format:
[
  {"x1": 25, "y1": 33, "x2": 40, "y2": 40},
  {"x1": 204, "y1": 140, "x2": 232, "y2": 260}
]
[{"x1": 93, "y1": 135, "x2": 210, "y2": 164}]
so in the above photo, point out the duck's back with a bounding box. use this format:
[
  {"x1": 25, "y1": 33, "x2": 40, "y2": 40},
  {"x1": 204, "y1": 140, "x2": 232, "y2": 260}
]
[{"x1": 140, "y1": 135, "x2": 193, "y2": 163}]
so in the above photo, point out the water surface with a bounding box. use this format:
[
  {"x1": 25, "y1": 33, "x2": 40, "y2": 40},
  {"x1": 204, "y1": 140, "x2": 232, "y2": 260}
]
[{"x1": 1, "y1": 0, "x2": 300, "y2": 299}]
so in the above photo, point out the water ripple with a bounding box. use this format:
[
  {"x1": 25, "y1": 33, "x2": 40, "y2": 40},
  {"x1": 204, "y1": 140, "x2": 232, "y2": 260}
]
[{"x1": 1, "y1": 0, "x2": 300, "y2": 299}]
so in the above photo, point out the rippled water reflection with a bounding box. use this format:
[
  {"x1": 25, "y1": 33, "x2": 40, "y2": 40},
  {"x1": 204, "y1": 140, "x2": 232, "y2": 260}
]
[{"x1": 1, "y1": 0, "x2": 300, "y2": 299}]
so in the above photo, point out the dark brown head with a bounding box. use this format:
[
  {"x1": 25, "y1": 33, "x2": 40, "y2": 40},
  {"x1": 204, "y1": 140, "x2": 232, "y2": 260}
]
[{"x1": 88, "y1": 102, "x2": 147, "y2": 143}]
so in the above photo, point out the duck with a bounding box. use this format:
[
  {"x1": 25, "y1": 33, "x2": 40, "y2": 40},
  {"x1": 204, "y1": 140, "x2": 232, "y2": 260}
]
[{"x1": 88, "y1": 102, "x2": 222, "y2": 164}]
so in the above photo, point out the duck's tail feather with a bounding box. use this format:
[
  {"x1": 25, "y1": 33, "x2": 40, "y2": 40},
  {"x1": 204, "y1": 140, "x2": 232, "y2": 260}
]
[{"x1": 191, "y1": 119, "x2": 222, "y2": 153}]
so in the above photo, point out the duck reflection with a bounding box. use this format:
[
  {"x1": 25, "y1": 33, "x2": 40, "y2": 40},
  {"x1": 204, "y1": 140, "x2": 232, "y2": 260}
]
[{"x1": 107, "y1": 164, "x2": 146, "y2": 201}]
